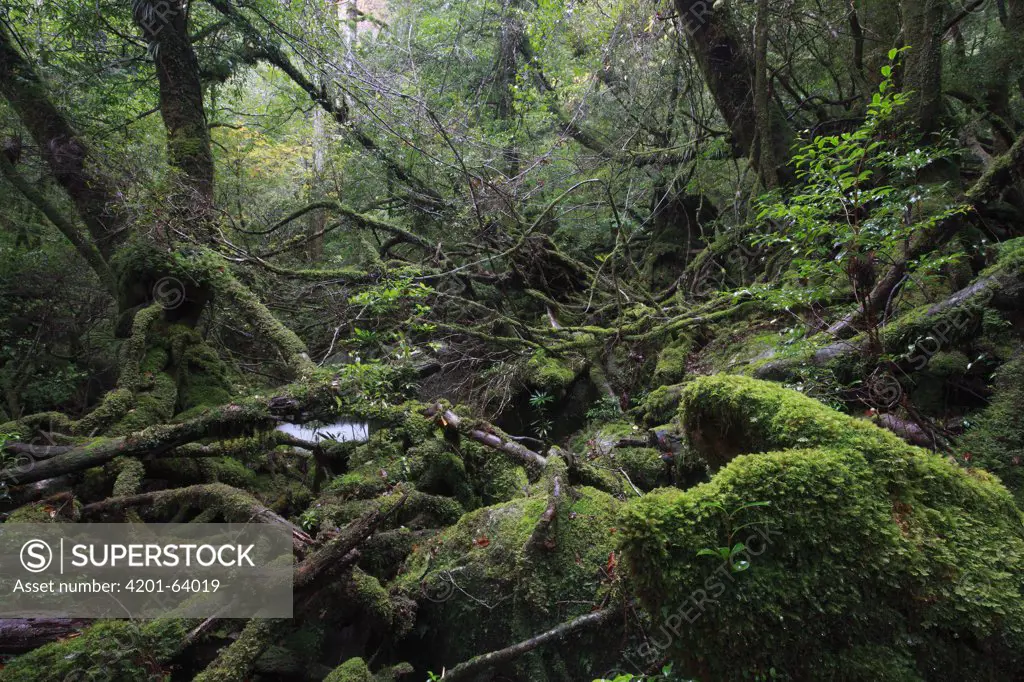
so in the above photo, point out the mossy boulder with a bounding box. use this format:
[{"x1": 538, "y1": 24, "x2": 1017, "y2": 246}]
[
  {"x1": 397, "y1": 474, "x2": 627, "y2": 680},
  {"x1": 525, "y1": 349, "x2": 580, "y2": 390},
  {"x1": 613, "y1": 447, "x2": 666, "y2": 491},
  {"x1": 653, "y1": 337, "x2": 692, "y2": 384},
  {"x1": 617, "y1": 377, "x2": 1024, "y2": 681},
  {"x1": 324, "y1": 656, "x2": 374, "y2": 682},
  {"x1": 958, "y1": 355, "x2": 1024, "y2": 501},
  {"x1": 677, "y1": 374, "x2": 918, "y2": 475},
  {"x1": 637, "y1": 383, "x2": 684, "y2": 426}
]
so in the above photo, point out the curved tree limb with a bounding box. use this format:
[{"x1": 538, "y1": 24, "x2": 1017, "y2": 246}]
[
  {"x1": 0, "y1": 24, "x2": 126, "y2": 258},
  {"x1": 0, "y1": 154, "x2": 116, "y2": 296}
]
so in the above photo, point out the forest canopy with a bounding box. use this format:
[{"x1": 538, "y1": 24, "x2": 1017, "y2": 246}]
[{"x1": 0, "y1": 0, "x2": 1023, "y2": 680}]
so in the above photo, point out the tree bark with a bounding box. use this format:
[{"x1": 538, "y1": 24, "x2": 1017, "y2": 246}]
[
  {"x1": 0, "y1": 25, "x2": 125, "y2": 259},
  {"x1": 673, "y1": 0, "x2": 794, "y2": 184},
  {"x1": 899, "y1": 0, "x2": 945, "y2": 137},
  {"x1": 134, "y1": 1, "x2": 214, "y2": 203}
]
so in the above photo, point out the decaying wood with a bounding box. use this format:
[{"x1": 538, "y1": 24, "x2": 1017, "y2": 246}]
[{"x1": 0, "y1": 618, "x2": 92, "y2": 654}]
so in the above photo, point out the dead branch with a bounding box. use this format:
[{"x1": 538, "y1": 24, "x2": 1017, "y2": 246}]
[
  {"x1": 440, "y1": 606, "x2": 617, "y2": 681},
  {"x1": 424, "y1": 404, "x2": 547, "y2": 469}
]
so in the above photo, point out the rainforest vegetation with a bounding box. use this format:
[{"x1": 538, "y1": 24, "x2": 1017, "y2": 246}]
[{"x1": 0, "y1": 0, "x2": 1023, "y2": 679}]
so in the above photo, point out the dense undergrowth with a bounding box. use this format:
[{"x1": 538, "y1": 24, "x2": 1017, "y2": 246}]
[{"x1": 1, "y1": 0, "x2": 1024, "y2": 680}]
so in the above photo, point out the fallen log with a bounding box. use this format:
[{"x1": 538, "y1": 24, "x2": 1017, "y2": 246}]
[
  {"x1": 80, "y1": 483, "x2": 313, "y2": 552},
  {"x1": 0, "y1": 618, "x2": 91, "y2": 655},
  {"x1": 0, "y1": 407, "x2": 274, "y2": 485}
]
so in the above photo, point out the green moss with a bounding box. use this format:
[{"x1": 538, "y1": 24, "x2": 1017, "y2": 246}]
[
  {"x1": 614, "y1": 447, "x2": 665, "y2": 491},
  {"x1": 0, "y1": 618, "x2": 195, "y2": 681},
  {"x1": 653, "y1": 337, "x2": 692, "y2": 384},
  {"x1": 319, "y1": 488, "x2": 463, "y2": 532},
  {"x1": 372, "y1": 662, "x2": 415, "y2": 682},
  {"x1": 958, "y1": 355, "x2": 1024, "y2": 499},
  {"x1": 253, "y1": 473, "x2": 312, "y2": 515},
  {"x1": 169, "y1": 326, "x2": 234, "y2": 410},
  {"x1": 74, "y1": 388, "x2": 133, "y2": 435},
  {"x1": 679, "y1": 374, "x2": 918, "y2": 474},
  {"x1": 193, "y1": 618, "x2": 280, "y2": 682},
  {"x1": 927, "y1": 350, "x2": 970, "y2": 376},
  {"x1": 206, "y1": 456, "x2": 258, "y2": 487},
  {"x1": 116, "y1": 304, "x2": 164, "y2": 391},
  {"x1": 109, "y1": 371, "x2": 177, "y2": 435},
  {"x1": 637, "y1": 383, "x2": 684, "y2": 426},
  {"x1": 409, "y1": 438, "x2": 474, "y2": 505},
  {"x1": 348, "y1": 568, "x2": 396, "y2": 624},
  {"x1": 525, "y1": 349, "x2": 579, "y2": 389},
  {"x1": 397, "y1": 485, "x2": 629, "y2": 680},
  {"x1": 473, "y1": 448, "x2": 530, "y2": 504},
  {"x1": 324, "y1": 657, "x2": 373, "y2": 682},
  {"x1": 618, "y1": 379, "x2": 1024, "y2": 680},
  {"x1": 6, "y1": 496, "x2": 81, "y2": 522},
  {"x1": 569, "y1": 420, "x2": 639, "y2": 451},
  {"x1": 111, "y1": 456, "x2": 145, "y2": 497}
]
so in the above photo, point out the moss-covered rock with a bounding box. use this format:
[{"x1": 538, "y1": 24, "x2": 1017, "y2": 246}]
[
  {"x1": 617, "y1": 377, "x2": 1024, "y2": 681},
  {"x1": 958, "y1": 355, "x2": 1024, "y2": 501},
  {"x1": 396, "y1": 477, "x2": 628, "y2": 680},
  {"x1": 678, "y1": 374, "x2": 918, "y2": 475},
  {"x1": 525, "y1": 349, "x2": 580, "y2": 390},
  {"x1": 324, "y1": 657, "x2": 374, "y2": 682},
  {"x1": 637, "y1": 383, "x2": 685, "y2": 426},
  {"x1": 653, "y1": 337, "x2": 692, "y2": 384},
  {"x1": 613, "y1": 447, "x2": 665, "y2": 491}
]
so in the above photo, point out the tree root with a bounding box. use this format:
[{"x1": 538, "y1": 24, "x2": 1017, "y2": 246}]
[
  {"x1": 0, "y1": 618, "x2": 92, "y2": 655},
  {"x1": 0, "y1": 404, "x2": 275, "y2": 485},
  {"x1": 525, "y1": 475, "x2": 560, "y2": 552}
]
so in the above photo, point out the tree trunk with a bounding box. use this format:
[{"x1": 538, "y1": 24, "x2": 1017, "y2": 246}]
[
  {"x1": 899, "y1": 0, "x2": 945, "y2": 137},
  {"x1": 673, "y1": 0, "x2": 794, "y2": 185}
]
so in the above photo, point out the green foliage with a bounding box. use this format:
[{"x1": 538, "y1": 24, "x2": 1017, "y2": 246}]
[
  {"x1": 753, "y1": 50, "x2": 967, "y2": 312},
  {"x1": 529, "y1": 389, "x2": 555, "y2": 439},
  {"x1": 594, "y1": 662, "x2": 696, "y2": 682},
  {"x1": 0, "y1": 430, "x2": 18, "y2": 500},
  {"x1": 586, "y1": 394, "x2": 622, "y2": 423},
  {"x1": 695, "y1": 501, "x2": 771, "y2": 573}
]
